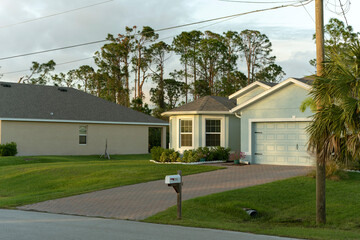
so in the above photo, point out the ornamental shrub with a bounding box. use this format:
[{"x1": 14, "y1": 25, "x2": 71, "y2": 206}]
[
  {"x1": 211, "y1": 146, "x2": 231, "y2": 161},
  {"x1": 159, "y1": 149, "x2": 180, "y2": 162},
  {"x1": 150, "y1": 146, "x2": 165, "y2": 161},
  {"x1": 195, "y1": 147, "x2": 210, "y2": 160},
  {"x1": 169, "y1": 151, "x2": 181, "y2": 162},
  {"x1": 0, "y1": 142, "x2": 18, "y2": 156},
  {"x1": 182, "y1": 150, "x2": 199, "y2": 163}
]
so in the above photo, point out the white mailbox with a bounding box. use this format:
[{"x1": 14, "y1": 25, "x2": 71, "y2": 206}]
[{"x1": 165, "y1": 174, "x2": 181, "y2": 185}]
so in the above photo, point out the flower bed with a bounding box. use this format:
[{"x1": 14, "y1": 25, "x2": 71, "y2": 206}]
[{"x1": 150, "y1": 146, "x2": 230, "y2": 163}]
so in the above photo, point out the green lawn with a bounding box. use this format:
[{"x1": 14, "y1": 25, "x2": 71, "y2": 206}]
[
  {"x1": 0, "y1": 154, "x2": 221, "y2": 208},
  {"x1": 145, "y1": 173, "x2": 360, "y2": 240}
]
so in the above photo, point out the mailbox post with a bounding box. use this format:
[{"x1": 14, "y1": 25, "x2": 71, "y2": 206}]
[{"x1": 165, "y1": 170, "x2": 182, "y2": 219}]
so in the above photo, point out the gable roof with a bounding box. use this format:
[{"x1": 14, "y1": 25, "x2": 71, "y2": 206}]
[
  {"x1": 162, "y1": 96, "x2": 236, "y2": 116},
  {"x1": 228, "y1": 81, "x2": 275, "y2": 100},
  {"x1": 0, "y1": 82, "x2": 167, "y2": 126},
  {"x1": 230, "y1": 78, "x2": 312, "y2": 113}
]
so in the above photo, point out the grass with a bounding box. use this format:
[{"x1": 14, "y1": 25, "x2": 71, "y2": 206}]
[
  {"x1": 0, "y1": 154, "x2": 221, "y2": 208},
  {"x1": 144, "y1": 173, "x2": 360, "y2": 240}
]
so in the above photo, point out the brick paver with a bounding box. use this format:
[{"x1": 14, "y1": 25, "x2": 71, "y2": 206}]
[{"x1": 18, "y1": 165, "x2": 311, "y2": 220}]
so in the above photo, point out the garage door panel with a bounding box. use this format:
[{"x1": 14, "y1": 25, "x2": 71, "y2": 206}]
[
  {"x1": 276, "y1": 134, "x2": 286, "y2": 140},
  {"x1": 266, "y1": 134, "x2": 275, "y2": 140},
  {"x1": 287, "y1": 134, "x2": 296, "y2": 140},
  {"x1": 276, "y1": 145, "x2": 286, "y2": 151},
  {"x1": 266, "y1": 145, "x2": 275, "y2": 151},
  {"x1": 253, "y1": 121, "x2": 313, "y2": 166}
]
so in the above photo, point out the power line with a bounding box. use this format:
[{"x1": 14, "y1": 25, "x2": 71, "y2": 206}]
[
  {"x1": 2, "y1": 11, "x2": 243, "y2": 75},
  {"x1": 0, "y1": 0, "x2": 313, "y2": 62},
  {"x1": 1, "y1": 57, "x2": 93, "y2": 75},
  {"x1": 219, "y1": 0, "x2": 300, "y2": 3},
  {"x1": 0, "y1": 0, "x2": 115, "y2": 29},
  {"x1": 0, "y1": 40, "x2": 107, "y2": 61},
  {"x1": 338, "y1": 0, "x2": 350, "y2": 26},
  {"x1": 298, "y1": 0, "x2": 315, "y2": 22}
]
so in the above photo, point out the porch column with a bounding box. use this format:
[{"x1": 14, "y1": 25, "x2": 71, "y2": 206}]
[{"x1": 161, "y1": 126, "x2": 167, "y2": 149}]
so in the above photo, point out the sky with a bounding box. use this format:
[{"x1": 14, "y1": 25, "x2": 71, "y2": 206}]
[{"x1": 0, "y1": 0, "x2": 358, "y2": 103}]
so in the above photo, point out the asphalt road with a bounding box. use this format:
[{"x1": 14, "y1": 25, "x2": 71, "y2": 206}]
[{"x1": 0, "y1": 209, "x2": 300, "y2": 240}]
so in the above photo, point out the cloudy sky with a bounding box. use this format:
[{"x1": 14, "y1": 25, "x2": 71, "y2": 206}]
[{"x1": 0, "y1": 0, "x2": 358, "y2": 101}]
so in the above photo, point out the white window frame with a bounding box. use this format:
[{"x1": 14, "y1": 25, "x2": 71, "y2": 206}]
[
  {"x1": 79, "y1": 125, "x2": 88, "y2": 145},
  {"x1": 202, "y1": 115, "x2": 225, "y2": 148},
  {"x1": 177, "y1": 117, "x2": 194, "y2": 150}
]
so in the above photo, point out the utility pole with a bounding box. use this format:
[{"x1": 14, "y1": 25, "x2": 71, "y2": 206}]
[{"x1": 315, "y1": 0, "x2": 326, "y2": 225}]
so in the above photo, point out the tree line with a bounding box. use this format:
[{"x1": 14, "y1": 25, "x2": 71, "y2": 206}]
[{"x1": 18, "y1": 27, "x2": 285, "y2": 118}]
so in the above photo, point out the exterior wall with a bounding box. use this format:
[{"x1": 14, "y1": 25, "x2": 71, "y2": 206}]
[
  {"x1": 0, "y1": 120, "x2": 2, "y2": 144},
  {"x1": 1, "y1": 121, "x2": 150, "y2": 156},
  {"x1": 239, "y1": 84, "x2": 313, "y2": 162},
  {"x1": 236, "y1": 86, "x2": 267, "y2": 105},
  {"x1": 228, "y1": 115, "x2": 241, "y2": 152},
  {"x1": 169, "y1": 114, "x2": 238, "y2": 153}
]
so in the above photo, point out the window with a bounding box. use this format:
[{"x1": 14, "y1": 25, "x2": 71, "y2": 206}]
[
  {"x1": 206, "y1": 119, "x2": 221, "y2": 147},
  {"x1": 79, "y1": 126, "x2": 87, "y2": 145},
  {"x1": 180, "y1": 119, "x2": 192, "y2": 147}
]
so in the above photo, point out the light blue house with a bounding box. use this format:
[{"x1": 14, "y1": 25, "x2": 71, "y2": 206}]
[{"x1": 162, "y1": 78, "x2": 314, "y2": 166}]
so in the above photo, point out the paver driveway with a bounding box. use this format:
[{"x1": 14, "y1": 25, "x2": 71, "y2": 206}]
[{"x1": 18, "y1": 164, "x2": 310, "y2": 220}]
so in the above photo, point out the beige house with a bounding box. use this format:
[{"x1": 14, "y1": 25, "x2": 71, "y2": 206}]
[{"x1": 0, "y1": 82, "x2": 168, "y2": 156}]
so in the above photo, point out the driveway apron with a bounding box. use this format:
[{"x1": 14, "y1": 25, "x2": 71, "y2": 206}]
[{"x1": 18, "y1": 165, "x2": 310, "y2": 220}]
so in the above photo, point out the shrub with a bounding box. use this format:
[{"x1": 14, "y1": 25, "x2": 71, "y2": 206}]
[
  {"x1": 182, "y1": 150, "x2": 199, "y2": 163},
  {"x1": 159, "y1": 149, "x2": 180, "y2": 162},
  {"x1": 159, "y1": 152, "x2": 168, "y2": 163},
  {"x1": 169, "y1": 152, "x2": 181, "y2": 162},
  {"x1": 0, "y1": 142, "x2": 18, "y2": 156},
  {"x1": 308, "y1": 159, "x2": 348, "y2": 180},
  {"x1": 229, "y1": 151, "x2": 246, "y2": 161},
  {"x1": 211, "y1": 146, "x2": 231, "y2": 161},
  {"x1": 195, "y1": 147, "x2": 210, "y2": 160},
  {"x1": 150, "y1": 146, "x2": 165, "y2": 161}
]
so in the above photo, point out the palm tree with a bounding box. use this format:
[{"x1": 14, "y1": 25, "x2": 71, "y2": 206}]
[{"x1": 307, "y1": 40, "x2": 360, "y2": 167}]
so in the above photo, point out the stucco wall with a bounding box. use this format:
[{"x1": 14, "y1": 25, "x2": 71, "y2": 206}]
[
  {"x1": 1, "y1": 121, "x2": 149, "y2": 156},
  {"x1": 236, "y1": 86, "x2": 266, "y2": 105},
  {"x1": 239, "y1": 84, "x2": 313, "y2": 161},
  {"x1": 0, "y1": 120, "x2": 2, "y2": 144},
  {"x1": 228, "y1": 115, "x2": 241, "y2": 152}
]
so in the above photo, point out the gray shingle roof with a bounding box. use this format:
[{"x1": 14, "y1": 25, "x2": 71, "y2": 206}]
[
  {"x1": 294, "y1": 77, "x2": 314, "y2": 85},
  {"x1": 0, "y1": 82, "x2": 167, "y2": 125},
  {"x1": 166, "y1": 96, "x2": 236, "y2": 113},
  {"x1": 258, "y1": 81, "x2": 278, "y2": 87}
]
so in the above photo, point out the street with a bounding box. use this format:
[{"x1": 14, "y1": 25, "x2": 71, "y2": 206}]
[{"x1": 0, "y1": 209, "x2": 299, "y2": 240}]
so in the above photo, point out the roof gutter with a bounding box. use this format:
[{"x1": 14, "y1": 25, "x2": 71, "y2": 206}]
[{"x1": 0, "y1": 118, "x2": 169, "y2": 126}]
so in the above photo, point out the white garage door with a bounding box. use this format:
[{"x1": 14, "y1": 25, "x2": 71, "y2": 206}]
[{"x1": 253, "y1": 122, "x2": 313, "y2": 166}]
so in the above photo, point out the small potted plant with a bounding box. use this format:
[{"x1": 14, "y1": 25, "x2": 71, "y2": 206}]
[{"x1": 229, "y1": 151, "x2": 246, "y2": 164}]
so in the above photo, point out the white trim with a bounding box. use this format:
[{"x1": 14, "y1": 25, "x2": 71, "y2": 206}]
[
  {"x1": 247, "y1": 117, "x2": 311, "y2": 157},
  {"x1": 162, "y1": 111, "x2": 232, "y2": 116},
  {"x1": 79, "y1": 125, "x2": 88, "y2": 145},
  {"x1": 177, "y1": 116, "x2": 195, "y2": 152},
  {"x1": 228, "y1": 81, "x2": 272, "y2": 100},
  {"x1": 230, "y1": 78, "x2": 311, "y2": 113},
  {"x1": 201, "y1": 115, "x2": 225, "y2": 148},
  {"x1": 0, "y1": 118, "x2": 168, "y2": 126}
]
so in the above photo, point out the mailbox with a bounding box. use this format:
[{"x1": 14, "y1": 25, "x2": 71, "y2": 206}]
[
  {"x1": 165, "y1": 174, "x2": 181, "y2": 185},
  {"x1": 165, "y1": 171, "x2": 183, "y2": 219}
]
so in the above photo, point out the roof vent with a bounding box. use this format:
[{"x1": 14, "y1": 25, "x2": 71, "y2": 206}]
[
  {"x1": 58, "y1": 87, "x2": 68, "y2": 92},
  {"x1": 1, "y1": 83, "x2": 11, "y2": 88}
]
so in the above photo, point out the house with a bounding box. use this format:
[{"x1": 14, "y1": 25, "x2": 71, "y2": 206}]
[
  {"x1": 161, "y1": 95, "x2": 240, "y2": 152},
  {"x1": 162, "y1": 77, "x2": 314, "y2": 166},
  {"x1": 0, "y1": 82, "x2": 168, "y2": 156}
]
